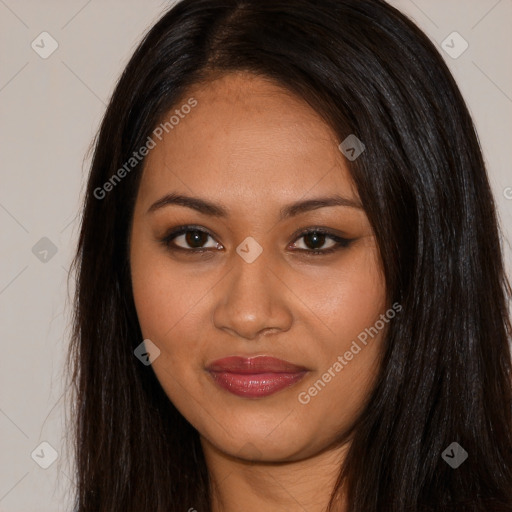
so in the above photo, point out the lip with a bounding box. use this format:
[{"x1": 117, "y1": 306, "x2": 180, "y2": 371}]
[
  {"x1": 206, "y1": 356, "x2": 309, "y2": 398},
  {"x1": 206, "y1": 355, "x2": 308, "y2": 373}
]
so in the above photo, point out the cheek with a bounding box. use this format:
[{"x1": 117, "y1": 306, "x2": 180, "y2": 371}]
[
  {"x1": 130, "y1": 230, "x2": 205, "y2": 343},
  {"x1": 129, "y1": 235, "x2": 218, "y2": 414},
  {"x1": 294, "y1": 246, "x2": 386, "y2": 410},
  {"x1": 130, "y1": 244, "x2": 206, "y2": 404},
  {"x1": 303, "y1": 245, "x2": 386, "y2": 341}
]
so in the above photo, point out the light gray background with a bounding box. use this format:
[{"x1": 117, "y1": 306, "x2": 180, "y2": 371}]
[{"x1": 1, "y1": 1, "x2": 511, "y2": 510}]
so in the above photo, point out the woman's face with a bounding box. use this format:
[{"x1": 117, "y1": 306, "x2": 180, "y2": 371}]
[{"x1": 130, "y1": 71, "x2": 387, "y2": 462}]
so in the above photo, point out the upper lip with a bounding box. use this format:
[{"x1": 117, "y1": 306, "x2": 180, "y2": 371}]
[{"x1": 206, "y1": 356, "x2": 308, "y2": 374}]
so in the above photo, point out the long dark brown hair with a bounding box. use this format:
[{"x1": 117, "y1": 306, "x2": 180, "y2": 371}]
[{"x1": 66, "y1": 0, "x2": 512, "y2": 510}]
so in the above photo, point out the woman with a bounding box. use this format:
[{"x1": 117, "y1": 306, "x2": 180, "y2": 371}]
[{"x1": 67, "y1": 0, "x2": 512, "y2": 510}]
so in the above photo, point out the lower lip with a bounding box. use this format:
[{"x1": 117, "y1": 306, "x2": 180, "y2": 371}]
[{"x1": 207, "y1": 371, "x2": 307, "y2": 398}]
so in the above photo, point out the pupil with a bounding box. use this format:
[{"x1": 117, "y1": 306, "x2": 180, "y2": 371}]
[
  {"x1": 305, "y1": 232, "x2": 325, "y2": 250},
  {"x1": 186, "y1": 230, "x2": 206, "y2": 248}
]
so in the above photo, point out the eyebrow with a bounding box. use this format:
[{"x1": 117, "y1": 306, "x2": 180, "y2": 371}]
[{"x1": 146, "y1": 192, "x2": 363, "y2": 219}]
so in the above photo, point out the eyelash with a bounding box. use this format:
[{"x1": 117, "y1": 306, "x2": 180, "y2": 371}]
[{"x1": 159, "y1": 225, "x2": 353, "y2": 256}]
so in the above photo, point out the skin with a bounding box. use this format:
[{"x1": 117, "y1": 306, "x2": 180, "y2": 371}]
[{"x1": 129, "y1": 71, "x2": 388, "y2": 512}]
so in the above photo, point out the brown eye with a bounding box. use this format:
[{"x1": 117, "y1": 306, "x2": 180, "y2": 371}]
[
  {"x1": 290, "y1": 229, "x2": 352, "y2": 255},
  {"x1": 302, "y1": 231, "x2": 330, "y2": 250},
  {"x1": 161, "y1": 227, "x2": 222, "y2": 251},
  {"x1": 183, "y1": 230, "x2": 209, "y2": 248}
]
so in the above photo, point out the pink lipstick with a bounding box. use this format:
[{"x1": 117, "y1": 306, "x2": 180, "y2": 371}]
[{"x1": 206, "y1": 356, "x2": 308, "y2": 398}]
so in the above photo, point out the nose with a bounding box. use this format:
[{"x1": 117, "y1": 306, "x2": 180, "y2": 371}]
[{"x1": 212, "y1": 248, "x2": 293, "y2": 341}]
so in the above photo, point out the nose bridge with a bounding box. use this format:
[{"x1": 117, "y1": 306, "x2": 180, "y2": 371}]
[
  {"x1": 230, "y1": 246, "x2": 272, "y2": 302},
  {"x1": 212, "y1": 243, "x2": 292, "y2": 339}
]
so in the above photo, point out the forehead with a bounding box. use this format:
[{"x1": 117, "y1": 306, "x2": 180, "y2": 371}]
[{"x1": 138, "y1": 72, "x2": 359, "y2": 210}]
